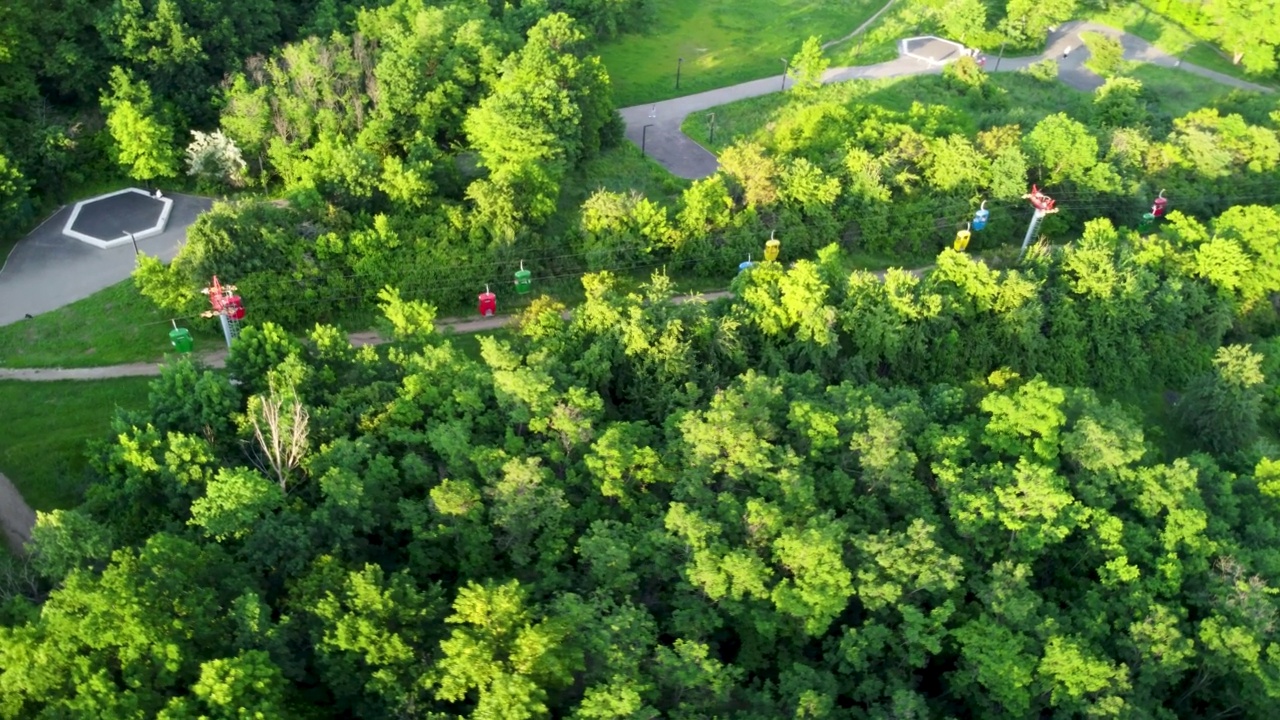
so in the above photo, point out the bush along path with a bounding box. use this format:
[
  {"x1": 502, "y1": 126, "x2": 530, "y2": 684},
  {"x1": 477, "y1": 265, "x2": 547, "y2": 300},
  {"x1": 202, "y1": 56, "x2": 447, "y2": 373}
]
[{"x1": 620, "y1": 19, "x2": 1275, "y2": 179}]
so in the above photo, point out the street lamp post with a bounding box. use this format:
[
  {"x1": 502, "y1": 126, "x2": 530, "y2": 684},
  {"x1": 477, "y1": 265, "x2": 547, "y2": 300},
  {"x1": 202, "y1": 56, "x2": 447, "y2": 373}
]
[
  {"x1": 642, "y1": 124, "x2": 654, "y2": 156},
  {"x1": 994, "y1": 41, "x2": 1007, "y2": 71},
  {"x1": 676, "y1": 57, "x2": 683, "y2": 89},
  {"x1": 708, "y1": 112, "x2": 716, "y2": 144},
  {"x1": 128, "y1": 231, "x2": 139, "y2": 260},
  {"x1": 780, "y1": 58, "x2": 789, "y2": 91}
]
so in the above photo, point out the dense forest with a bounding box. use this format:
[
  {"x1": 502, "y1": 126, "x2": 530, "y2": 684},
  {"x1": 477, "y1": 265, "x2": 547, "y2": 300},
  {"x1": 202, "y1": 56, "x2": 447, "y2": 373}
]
[
  {"x1": 0, "y1": 0, "x2": 649, "y2": 240},
  {"x1": 5, "y1": 0, "x2": 1280, "y2": 716},
  {"x1": 7, "y1": 207, "x2": 1280, "y2": 716}
]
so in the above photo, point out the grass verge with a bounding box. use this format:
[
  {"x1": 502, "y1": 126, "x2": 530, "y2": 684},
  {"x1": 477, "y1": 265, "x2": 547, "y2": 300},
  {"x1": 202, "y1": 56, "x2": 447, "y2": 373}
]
[
  {"x1": 597, "y1": 0, "x2": 888, "y2": 107},
  {"x1": 0, "y1": 281, "x2": 224, "y2": 369},
  {"x1": 1125, "y1": 63, "x2": 1243, "y2": 118},
  {"x1": 550, "y1": 142, "x2": 690, "y2": 237},
  {"x1": 0, "y1": 377, "x2": 153, "y2": 511}
]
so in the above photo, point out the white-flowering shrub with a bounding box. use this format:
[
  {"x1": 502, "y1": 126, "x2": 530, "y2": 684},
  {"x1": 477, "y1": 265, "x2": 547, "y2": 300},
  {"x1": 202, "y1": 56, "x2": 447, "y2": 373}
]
[{"x1": 186, "y1": 130, "x2": 248, "y2": 188}]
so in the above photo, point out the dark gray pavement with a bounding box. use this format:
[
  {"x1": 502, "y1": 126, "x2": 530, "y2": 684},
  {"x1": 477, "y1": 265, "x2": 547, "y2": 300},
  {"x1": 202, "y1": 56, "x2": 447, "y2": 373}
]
[
  {"x1": 0, "y1": 193, "x2": 213, "y2": 326},
  {"x1": 620, "y1": 19, "x2": 1273, "y2": 179},
  {"x1": 69, "y1": 190, "x2": 167, "y2": 241}
]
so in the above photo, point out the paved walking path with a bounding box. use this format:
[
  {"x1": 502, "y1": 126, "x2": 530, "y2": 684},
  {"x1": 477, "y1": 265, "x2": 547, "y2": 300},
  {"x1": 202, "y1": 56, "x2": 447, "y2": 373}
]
[
  {"x1": 620, "y1": 20, "x2": 1274, "y2": 179},
  {"x1": 0, "y1": 473, "x2": 36, "y2": 555}
]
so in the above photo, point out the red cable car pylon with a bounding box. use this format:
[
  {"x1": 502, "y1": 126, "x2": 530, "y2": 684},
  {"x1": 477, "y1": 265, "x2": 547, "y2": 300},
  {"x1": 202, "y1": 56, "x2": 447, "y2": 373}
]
[
  {"x1": 200, "y1": 275, "x2": 246, "y2": 349},
  {"x1": 1018, "y1": 184, "x2": 1058, "y2": 261}
]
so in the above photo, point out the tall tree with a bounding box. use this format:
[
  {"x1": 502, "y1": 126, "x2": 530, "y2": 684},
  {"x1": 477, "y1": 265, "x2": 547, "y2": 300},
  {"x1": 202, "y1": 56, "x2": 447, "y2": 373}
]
[
  {"x1": 1180, "y1": 344, "x2": 1266, "y2": 454},
  {"x1": 1208, "y1": 0, "x2": 1280, "y2": 74},
  {"x1": 101, "y1": 66, "x2": 179, "y2": 181},
  {"x1": 789, "y1": 36, "x2": 829, "y2": 99}
]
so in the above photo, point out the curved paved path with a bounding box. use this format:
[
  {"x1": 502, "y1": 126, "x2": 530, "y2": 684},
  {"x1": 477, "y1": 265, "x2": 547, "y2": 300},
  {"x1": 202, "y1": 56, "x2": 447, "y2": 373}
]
[
  {"x1": 0, "y1": 474, "x2": 36, "y2": 555},
  {"x1": 621, "y1": 20, "x2": 1274, "y2": 179}
]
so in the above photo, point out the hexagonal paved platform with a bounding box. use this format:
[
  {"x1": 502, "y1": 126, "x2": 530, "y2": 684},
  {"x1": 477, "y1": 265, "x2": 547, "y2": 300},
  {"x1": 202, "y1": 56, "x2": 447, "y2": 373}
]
[
  {"x1": 62, "y1": 188, "x2": 173, "y2": 248},
  {"x1": 0, "y1": 192, "x2": 212, "y2": 325},
  {"x1": 900, "y1": 36, "x2": 968, "y2": 66}
]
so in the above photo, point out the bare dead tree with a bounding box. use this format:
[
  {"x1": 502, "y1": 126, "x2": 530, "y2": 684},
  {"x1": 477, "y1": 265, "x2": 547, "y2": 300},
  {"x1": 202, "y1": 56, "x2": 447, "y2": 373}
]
[
  {"x1": 245, "y1": 54, "x2": 267, "y2": 86},
  {"x1": 1215, "y1": 555, "x2": 1278, "y2": 634},
  {"x1": 0, "y1": 552, "x2": 44, "y2": 605},
  {"x1": 248, "y1": 381, "x2": 310, "y2": 493}
]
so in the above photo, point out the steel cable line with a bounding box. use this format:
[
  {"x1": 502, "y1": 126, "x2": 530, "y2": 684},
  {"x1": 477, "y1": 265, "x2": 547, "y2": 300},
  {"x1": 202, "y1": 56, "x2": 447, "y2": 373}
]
[
  {"x1": 190, "y1": 190, "x2": 1175, "y2": 298},
  {"x1": 166, "y1": 195, "x2": 1256, "y2": 311},
  {"x1": 145, "y1": 185, "x2": 1280, "y2": 331}
]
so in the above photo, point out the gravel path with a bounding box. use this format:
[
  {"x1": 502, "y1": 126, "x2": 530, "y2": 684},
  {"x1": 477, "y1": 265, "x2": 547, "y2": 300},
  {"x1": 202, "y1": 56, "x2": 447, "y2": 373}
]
[{"x1": 620, "y1": 19, "x2": 1274, "y2": 179}]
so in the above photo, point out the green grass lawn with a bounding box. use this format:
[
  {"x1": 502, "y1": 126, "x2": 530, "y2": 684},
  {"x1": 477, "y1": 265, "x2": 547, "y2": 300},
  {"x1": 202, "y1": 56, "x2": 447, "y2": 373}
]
[
  {"x1": 0, "y1": 377, "x2": 153, "y2": 511},
  {"x1": 550, "y1": 142, "x2": 690, "y2": 237},
  {"x1": 0, "y1": 280, "x2": 224, "y2": 368},
  {"x1": 445, "y1": 329, "x2": 514, "y2": 362},
  {"x1": 1126, "y1": 63, "x2": 1243, "y2": 118},
  {"x1": 823, "y1": 0, "x2": 924, "y2": 68},
  {"x1": 597, "y1": 0, "x2": 888, "y2": 106}
]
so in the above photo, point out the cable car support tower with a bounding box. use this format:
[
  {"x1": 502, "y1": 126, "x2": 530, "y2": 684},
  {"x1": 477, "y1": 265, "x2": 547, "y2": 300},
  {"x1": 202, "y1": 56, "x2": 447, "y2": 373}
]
[
  {"x1": 1018, "y1": 185, "x2": 1058, "y2": 262},
  {"x1": 201, "y1": 275, "x2": 246, "y2": 349}
]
